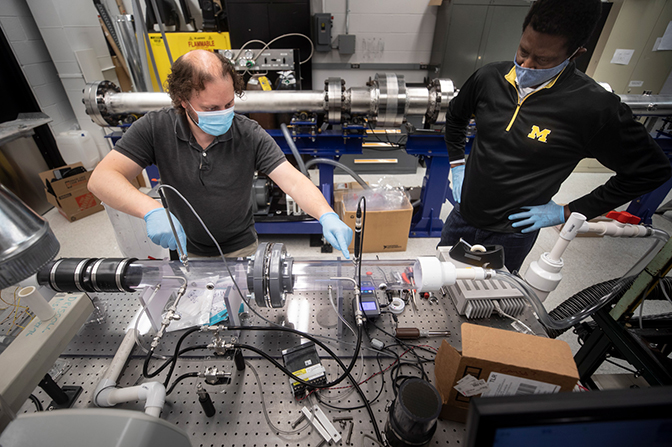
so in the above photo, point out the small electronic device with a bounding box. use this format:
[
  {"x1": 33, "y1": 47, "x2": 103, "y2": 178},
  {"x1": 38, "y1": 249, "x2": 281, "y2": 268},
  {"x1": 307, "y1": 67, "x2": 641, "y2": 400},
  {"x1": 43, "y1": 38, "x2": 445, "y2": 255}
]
[
  {"x1": 359, "y1": 279, "x2": 381, "y2": 319},
  {"x1": 281, "y1": 342, "x2": 327, "y2": 397}
]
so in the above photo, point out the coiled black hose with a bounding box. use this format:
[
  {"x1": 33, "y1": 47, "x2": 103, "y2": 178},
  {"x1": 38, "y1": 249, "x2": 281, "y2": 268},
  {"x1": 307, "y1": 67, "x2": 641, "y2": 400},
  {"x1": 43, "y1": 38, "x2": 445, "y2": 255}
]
[{"x1": 546, "y1": 276, "x2": 672, "y2": 338}]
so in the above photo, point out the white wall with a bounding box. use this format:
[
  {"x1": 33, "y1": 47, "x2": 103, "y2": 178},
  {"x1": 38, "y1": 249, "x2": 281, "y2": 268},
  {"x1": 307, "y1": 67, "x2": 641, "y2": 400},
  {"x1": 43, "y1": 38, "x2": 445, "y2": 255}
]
[
  {"x1": 311, "y1": 0, "x2": 439, "y2": 86},
  {"x1": 0, "y1": 0, "x2": 77, "y2": 135},
  {"x1": 24, "y1": 0, "x2": 121, "y2": 160}
]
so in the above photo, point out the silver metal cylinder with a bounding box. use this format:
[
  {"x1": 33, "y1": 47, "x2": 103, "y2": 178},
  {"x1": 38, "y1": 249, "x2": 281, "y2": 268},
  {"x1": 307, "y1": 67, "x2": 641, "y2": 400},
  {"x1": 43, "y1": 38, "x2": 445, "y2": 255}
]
[
  {"x1": 375, "y1": 73, "x2": 407, "y2": 127},
  {"x1": 84, "y1": 78, "x2": 672, "y2": 128},
  {"x1": 105, "y1": 90, "x2": 327, "y2": 115},
  {"x1": 618, "y1": 94, "x2": 672, "y2": 116},
  {"x1": 345, "y1": 86, "x2": 375, "y2": 115},
  {"x1": 406, "y1": 86, "x2": 430, "y2": 116},
  {"x1": 326, "y1": 77, "x2": 343, "y2": 123},
  {"x1": 235, "y1": 90, "x2": 326, "y2": 114}
]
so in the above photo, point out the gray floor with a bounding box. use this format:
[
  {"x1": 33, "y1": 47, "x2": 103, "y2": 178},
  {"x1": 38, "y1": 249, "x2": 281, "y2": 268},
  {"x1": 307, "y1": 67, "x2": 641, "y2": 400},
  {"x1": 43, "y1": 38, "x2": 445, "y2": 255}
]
[{"x1": 24, "y1": 169, "x2": 672, "y2": 377}]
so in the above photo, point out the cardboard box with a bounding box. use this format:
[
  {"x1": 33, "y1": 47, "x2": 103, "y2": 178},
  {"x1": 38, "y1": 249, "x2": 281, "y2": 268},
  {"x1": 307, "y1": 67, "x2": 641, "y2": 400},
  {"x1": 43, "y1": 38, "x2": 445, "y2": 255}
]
[
  {"x1": 334, "y1": 183, "x2": 413, "y2": 253},
  {"x1": 38, "y1": 163, "x2": 104, "y2": 222},
  {"x1": 434, "y1": 323, "x2": 579, "y2": 423}
]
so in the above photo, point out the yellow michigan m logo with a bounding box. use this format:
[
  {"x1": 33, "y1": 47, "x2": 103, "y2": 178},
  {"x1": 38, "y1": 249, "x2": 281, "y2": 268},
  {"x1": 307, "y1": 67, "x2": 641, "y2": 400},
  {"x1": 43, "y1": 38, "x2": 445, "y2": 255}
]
[{"x1": 527, "y1": 125, "x2": 551, "y2": 143}]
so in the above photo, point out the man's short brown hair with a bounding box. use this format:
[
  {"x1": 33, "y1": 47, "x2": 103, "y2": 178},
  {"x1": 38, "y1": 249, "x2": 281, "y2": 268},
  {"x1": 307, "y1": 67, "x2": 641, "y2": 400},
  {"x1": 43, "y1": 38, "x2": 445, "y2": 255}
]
[{"x1": 166, "y1": 50, "x2": 244, "y2": 114}]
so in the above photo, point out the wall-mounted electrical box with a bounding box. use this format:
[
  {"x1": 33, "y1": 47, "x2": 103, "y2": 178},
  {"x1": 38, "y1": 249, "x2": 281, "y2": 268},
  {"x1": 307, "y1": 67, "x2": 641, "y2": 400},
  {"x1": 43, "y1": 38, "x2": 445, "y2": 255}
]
[
  {"x1": 313, "y1": 13, "x2": 332, "y2": 52},
  {"x1": 338, "y1": 34, "x2": 356, "y2": 55}
]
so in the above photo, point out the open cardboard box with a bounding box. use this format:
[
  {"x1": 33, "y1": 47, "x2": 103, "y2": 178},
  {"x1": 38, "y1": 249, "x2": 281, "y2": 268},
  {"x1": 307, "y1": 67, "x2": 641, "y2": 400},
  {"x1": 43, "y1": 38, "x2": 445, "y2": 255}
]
[
  {"x1": 434, "y1": 323, "x2": 579, "y2": 423},
  {"x1": 38, "y1": 162, "x2": 104, "y2": 222},
  {"x1": 333, "y1": 182, "x2": 413, "y2": 252}
]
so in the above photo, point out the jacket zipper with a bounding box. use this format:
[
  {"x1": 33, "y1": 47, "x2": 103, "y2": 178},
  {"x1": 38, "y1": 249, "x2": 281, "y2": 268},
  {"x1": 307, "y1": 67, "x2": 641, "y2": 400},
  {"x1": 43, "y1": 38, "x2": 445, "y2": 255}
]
[{"x1": 503, "y1": 65, "x2": 566, "y2": 132}]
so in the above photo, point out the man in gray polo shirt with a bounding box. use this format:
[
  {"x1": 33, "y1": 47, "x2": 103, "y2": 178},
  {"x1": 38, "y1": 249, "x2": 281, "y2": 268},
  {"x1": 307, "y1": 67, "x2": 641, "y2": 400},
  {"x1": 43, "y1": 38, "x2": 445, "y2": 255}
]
[{"x1": 89, "y1": 49, "x2": 352, "y2": 259}]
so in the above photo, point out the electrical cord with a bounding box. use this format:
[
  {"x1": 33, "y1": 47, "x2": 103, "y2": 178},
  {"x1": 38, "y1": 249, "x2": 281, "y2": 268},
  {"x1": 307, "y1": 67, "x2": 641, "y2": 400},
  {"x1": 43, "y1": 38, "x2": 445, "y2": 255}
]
[
  {"x1": 493, "y1": 300, "x2": 536, "y2": 335},
  {"x1": 250, "y1": 33, "x2": 315, "y2": 65},
  {"x1": 166, "y1": 372, "x2": 198, "y2": 395},
  {"x1": 245, "y1": 360, "x2": 312, "y2": 436},
  {"x1": 315, "y1": 347, "x2": 389, "y2": 411},
  {"x1": 325, "y1": 285, "x2": 365, "y2": 402},
  {"x1": 227, "y1": 325, "x2": 383, "y2": 444},
  {"x1": 369, "y1": 320, "x2": 430, "y2": 384},
  {"x1": 233, "y1": 327, "x2": 361, "y2": 390},
  {"x1": 144, "y1": 326, "x2": 199, "y2": 380},
  {"x1": 28, "y1": 394, "x2": 43, "y2": 412},
  {"x1": 153, "y1": 184, "x2": 382, "y2": 443}
]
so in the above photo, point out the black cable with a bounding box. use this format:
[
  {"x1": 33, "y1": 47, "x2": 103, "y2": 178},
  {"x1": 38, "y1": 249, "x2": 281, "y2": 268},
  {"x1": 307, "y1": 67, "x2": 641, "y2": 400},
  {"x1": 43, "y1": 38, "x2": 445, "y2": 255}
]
[
  {"x1": 143, "y1": 326, "x2": 200, "y2": 381},
  {"x1": 369, "y1": 320, "x2": 428, "y2": 380},
  {"x1": 227, "y1": 324, "x2": 383, "y2": 444},
  {"x1": 234, "y1": 328, "x2": 362, "y2": 390},
  {"x1": 146, "y1": 344, "x2": 209, "y2": 380},
  {"x1": 314, "y1": 347, "x2": 388, "y2": 411},
  {"x1": 366, "y1": 120, "x2": 403, "y2": 148},
  {"x1": 29, "y1": 394, "x2": 43, "y2": 412},
  {"x1": 166, "y1": 372, "x2": 199, "y2": 395},
  {"x1": 356, "y1": 196, "x2": 366, "y2": 292}
]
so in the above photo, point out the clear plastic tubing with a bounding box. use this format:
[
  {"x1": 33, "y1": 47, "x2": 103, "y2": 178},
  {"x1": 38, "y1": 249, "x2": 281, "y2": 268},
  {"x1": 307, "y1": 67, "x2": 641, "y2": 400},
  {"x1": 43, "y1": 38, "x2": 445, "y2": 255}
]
[{"x1": 119, "y1": 258, "x2": 415, "y2": 292}]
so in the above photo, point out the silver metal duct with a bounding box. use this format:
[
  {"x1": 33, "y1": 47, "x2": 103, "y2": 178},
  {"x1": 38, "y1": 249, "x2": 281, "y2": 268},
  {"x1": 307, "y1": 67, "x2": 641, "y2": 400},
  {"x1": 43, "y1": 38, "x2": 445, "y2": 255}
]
[
  {"x1": 83, "y1": 76, "x2": 455, "y2": 128},
  {"x1": 0, "y1": 184, "x2": 60, "y2": 288},
  {"x1": 618, "y1": 94, "x2": 672, "y2": 116},
  {"x1": 83, "y1": 77, "x2": 672, "y2": 128}
]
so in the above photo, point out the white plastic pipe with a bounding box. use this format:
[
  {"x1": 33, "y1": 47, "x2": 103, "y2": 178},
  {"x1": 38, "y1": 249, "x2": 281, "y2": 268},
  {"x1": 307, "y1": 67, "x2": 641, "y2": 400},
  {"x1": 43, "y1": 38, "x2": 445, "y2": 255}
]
[
  {"x1": 17, "y1": 286, "x2": 55, "y2": 321},
  {"x1": 103, "y1": 329, "x2": 137, "y2": 384},
  {"x1": 413, "y1": 257, "x2": 492, "y2": 292},
  {"x1": 581, "y1": 221, "x2": 650, "y2": 238},
  {"x1": 95, "y1": 382, "x2": 166, "y2": 417},
  {"x1": 94, "y1": 328, "x2": 166, "y2": 417}
]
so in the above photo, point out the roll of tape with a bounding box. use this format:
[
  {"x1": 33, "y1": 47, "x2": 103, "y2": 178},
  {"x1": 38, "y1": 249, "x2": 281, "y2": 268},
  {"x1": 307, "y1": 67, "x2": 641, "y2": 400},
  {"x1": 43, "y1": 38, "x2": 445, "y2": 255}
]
[{"x1": 389, "y1": 297, "x2": 405, "y2": 315}]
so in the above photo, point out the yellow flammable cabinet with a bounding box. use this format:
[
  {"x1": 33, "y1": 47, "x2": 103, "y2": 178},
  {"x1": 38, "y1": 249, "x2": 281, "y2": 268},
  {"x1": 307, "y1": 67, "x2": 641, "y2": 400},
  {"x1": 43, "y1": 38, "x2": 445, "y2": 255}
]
[{"x1": 147, "y1": 32, "x2": 232, "y2": 91}]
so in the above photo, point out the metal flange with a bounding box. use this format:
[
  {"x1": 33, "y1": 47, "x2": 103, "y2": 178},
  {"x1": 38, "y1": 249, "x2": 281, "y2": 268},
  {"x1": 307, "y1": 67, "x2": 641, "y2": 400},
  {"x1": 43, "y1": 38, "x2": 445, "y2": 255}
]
[{"x1": 247, "y1": 242, "x2": 294, "y2": 308}]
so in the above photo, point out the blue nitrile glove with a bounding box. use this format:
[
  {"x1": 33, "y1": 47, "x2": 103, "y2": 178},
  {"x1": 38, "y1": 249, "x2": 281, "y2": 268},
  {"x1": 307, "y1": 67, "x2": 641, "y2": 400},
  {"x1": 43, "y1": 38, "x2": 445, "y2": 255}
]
[
  {"x1": 451, "y1": 165, "x2": 465, "y2": 203},
  {"x1": 508, "y1": 200, "x2": 565, "y2": 233},
  {"x1": 144, "y1": 208, "x2": 188, "y2": 251},
  {"x1": 319, "y1": 212, "x2": 353, "y2": 259}
]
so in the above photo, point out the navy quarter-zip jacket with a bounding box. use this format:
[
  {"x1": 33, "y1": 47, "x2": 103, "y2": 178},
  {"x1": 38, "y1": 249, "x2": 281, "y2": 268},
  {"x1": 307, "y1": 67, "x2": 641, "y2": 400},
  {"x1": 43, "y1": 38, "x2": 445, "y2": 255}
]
[{"x1": 445, "y1": 61, "x2": 671, "y2": 233}]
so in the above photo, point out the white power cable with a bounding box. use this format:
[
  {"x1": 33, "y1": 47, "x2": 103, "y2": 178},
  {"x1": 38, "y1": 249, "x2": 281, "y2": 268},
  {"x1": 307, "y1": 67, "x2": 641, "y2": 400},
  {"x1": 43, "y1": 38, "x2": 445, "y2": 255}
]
[
  {"x1": 250, "y1": 33, "x2": 315, "y2": 65},
  {"x1": 493, "y1": 300, "x2": 535, "y2": 336}
]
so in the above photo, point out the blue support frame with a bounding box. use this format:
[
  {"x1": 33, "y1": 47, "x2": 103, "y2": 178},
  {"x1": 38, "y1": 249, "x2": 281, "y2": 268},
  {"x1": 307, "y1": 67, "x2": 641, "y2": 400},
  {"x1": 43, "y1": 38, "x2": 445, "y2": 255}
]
[{"x1": 108, "y1": 123, "x2": 464, "y2": 238}]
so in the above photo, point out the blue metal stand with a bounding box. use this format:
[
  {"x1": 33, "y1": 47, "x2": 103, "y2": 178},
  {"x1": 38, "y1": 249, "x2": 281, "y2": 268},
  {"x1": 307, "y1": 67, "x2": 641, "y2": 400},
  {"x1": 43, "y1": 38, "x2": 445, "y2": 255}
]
[{"x1": 266, "y1": 128, "x2": 456, "y2": 237}]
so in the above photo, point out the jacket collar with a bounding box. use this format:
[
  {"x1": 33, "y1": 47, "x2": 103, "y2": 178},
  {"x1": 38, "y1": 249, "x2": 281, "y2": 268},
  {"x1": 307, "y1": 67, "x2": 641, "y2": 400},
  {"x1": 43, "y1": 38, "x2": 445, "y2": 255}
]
[{"x1": 504, "y1": 61, "x2": 575, "y2": 91}]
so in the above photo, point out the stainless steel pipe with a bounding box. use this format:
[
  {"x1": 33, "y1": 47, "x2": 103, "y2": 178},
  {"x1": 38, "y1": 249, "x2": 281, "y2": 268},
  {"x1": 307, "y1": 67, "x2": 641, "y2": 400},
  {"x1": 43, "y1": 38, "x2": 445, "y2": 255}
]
[{"x1": 84, "y1": 77, "x2": 672, "y2": 128}]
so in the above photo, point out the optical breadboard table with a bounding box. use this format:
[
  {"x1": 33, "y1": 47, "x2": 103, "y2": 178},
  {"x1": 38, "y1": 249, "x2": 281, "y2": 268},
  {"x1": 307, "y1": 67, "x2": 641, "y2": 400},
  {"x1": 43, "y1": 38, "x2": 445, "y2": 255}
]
[{"x1": 8, "y1": 275, "x2": 546, "y2": 446}]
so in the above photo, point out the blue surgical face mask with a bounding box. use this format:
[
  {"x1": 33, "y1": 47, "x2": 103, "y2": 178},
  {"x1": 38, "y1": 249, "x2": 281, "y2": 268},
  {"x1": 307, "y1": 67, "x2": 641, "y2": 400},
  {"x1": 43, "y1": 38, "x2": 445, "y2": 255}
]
[
  {"x1": 188, "y1": 101, "x2": 234, "y2": 136},
  {"x1": 513, "y1": 48, "x2": 578, "y2": 89}
]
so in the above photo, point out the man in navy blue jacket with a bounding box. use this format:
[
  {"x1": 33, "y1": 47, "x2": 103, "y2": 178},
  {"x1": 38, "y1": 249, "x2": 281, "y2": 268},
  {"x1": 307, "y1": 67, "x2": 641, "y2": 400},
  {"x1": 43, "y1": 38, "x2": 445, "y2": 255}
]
[{"x1": 439, "y1": 0, "x2": 671, "y2": 272}]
